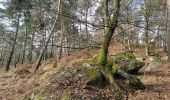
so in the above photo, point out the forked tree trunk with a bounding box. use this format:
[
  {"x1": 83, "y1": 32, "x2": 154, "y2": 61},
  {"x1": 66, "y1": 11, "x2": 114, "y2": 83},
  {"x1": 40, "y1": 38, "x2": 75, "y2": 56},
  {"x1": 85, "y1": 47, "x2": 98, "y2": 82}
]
[
  {"x1": 97, "y1": 0, "x2": 121, "y2": 90},
  {"x1": 98, "y1": 0, "x2": 121, "y2": 66},
  {"x1": 35, "y1": 0, "x2": 61, "y2": 72}
]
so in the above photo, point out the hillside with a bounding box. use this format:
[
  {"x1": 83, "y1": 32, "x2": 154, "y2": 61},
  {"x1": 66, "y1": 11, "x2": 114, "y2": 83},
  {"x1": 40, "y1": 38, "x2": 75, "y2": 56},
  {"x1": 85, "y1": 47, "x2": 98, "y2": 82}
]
[{"x1": 0, "y1": 43, "x2": 170, "y2": 100}]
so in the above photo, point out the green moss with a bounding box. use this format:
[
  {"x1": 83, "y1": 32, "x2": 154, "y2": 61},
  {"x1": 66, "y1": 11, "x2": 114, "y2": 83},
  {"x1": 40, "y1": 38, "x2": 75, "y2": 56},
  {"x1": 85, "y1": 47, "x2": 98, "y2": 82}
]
[
  {"x1": 71, "y1": 68, "x2": 79, "y2": 76},
  {"x1": 23, "y1": 95, "x2": 32, "y2": 100},
  {"x1": 60, "y1": 91, "x2": 72, "y2": 100},
  {"x1": 133, "y1": 60, "x2": 145, "y2": 68},
  {"x1": 113, "y1": 52, "x2": 136, "y2": 63},
  {"x1": 35, "y1": 92, "x2": 44, "y2": 100},
  {"x1": 88, "y1": 54, "x2": 100, "y2": 64},
  {"x1": 85, "y1": 67, "x2": 106, "y2": 87},
  {"x1": 124, "y1": 51, "x2": 136, "y2": 59},
  {"x1": 55, "y1": 91, "x2": 72, "y2": 100},
  {"x1": 113, "y1": 52, "x2": 145, "y2": 74},
  {"x1": 120, "y1": 60, "x2": 145, "y2": 74},
  {"x1": 111, "y1": 64, "x2": 117, "y2": 74},
  {"x1": 41, "y1": 84, "x2": 53, "y2": 94},
  {"x1": 129, "y1": 79, "x2": 145, "y2": 90}
]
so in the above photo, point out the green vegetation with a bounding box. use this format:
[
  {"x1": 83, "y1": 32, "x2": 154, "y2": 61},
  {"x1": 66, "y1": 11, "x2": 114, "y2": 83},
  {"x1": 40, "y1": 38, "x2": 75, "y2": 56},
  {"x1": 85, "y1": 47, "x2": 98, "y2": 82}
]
[{"x1": 113, "y1": 52, "x2": 145, "y2": 74}]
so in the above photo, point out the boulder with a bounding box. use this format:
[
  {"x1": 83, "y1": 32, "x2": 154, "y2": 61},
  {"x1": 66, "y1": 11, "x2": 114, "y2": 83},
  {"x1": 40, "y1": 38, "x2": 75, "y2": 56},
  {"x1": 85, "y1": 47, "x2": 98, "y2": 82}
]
[
  {"x1": 145, "y1": 56, "x2": 164, "y2": 71},
  {"x1": 113, "y1": 52, "x2": 145, "y2": 74}
]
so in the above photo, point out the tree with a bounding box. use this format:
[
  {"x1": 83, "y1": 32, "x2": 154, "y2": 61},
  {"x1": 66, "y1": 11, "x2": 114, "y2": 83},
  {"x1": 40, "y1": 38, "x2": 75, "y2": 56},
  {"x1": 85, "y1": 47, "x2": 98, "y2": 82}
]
[
  {"x1": 5, "y1": 0, "x2": 24, "y2": 71},
  {"x1": 96, "y1": 0, "x2": 121, "y2": 90},
  {"x1": 35, "y1": 0, "x2": 61, "y2": 71},
  {"x1": 167, "y1": 0, "x2": 170, "y2": 61}
]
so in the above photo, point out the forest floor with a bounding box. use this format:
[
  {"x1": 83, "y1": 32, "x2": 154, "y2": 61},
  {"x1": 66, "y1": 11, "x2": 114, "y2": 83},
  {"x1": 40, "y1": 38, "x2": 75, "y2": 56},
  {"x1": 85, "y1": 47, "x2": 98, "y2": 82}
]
[{"x1": 0, "y1": 43, "x2": 170, "y2": 100}]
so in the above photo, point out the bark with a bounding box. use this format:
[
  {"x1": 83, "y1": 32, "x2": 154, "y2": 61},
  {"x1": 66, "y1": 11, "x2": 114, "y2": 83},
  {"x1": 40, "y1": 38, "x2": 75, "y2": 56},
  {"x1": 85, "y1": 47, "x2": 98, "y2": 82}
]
[
  {"x1": 144, "y1": 0, "x2": 150, "y2": 56},
  {"x1": 144, "y1": 16, "x2": 150, "y2": 56},
  {"x1": 14, "y1": 54, "x2": 21, "y2": 68},
  {"x1": 98, "y1": 0, "x2": 121, "y2": 66},
  {"x1": 21, "y1": 19, "x2": 28, "y2": 64},
  {"x1": 50, "y1": 35, "x2": 54, "y2": 58},
  {"x1": 167, "y1": 0, "x2": 170, "y2": 61},
  {"x1": 97, "y1": 0, "x2": 121, "y2": 90},
  {"x1": 58, "y1": 1, "x2": 64, "y2": 60},
  {"x1": 35, "y1": 0, "x2": 61, "y2": 72},
  {"x1": 5, "y1": 13, "x2": 20, "y2": 71},
  {"x1": 85, "y1": 1, "x2": 89, "y2": 42},
  {"x1": 28, "y1": 30, "x2": 35, "y2": 62},
  {"x1": 103, "y1": 0, "x2": 109, "y2": 32}
]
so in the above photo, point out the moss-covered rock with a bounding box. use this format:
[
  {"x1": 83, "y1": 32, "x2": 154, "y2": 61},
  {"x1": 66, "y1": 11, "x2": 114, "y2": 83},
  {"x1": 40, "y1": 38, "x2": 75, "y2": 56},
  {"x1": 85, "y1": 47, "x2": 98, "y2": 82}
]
[
  {"x1": 84, "y1": 67, "x2": 106, "y2": 87},
  {"x1": 113, "y1": 51, "x2": 136, "y2": 62},
  {"x1": 129, "y1": 78, "x2": 145, "y2": 90},
  {"x1": 113, "y1": 52, "x2": 145, "y2": 74}
]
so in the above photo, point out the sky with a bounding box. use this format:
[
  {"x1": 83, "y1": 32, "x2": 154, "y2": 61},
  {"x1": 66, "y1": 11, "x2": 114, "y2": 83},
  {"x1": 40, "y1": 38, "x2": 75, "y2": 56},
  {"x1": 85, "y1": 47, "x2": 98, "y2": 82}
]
[{"x1": 0, "y1": 0, "x2": 4, "y2": 9}]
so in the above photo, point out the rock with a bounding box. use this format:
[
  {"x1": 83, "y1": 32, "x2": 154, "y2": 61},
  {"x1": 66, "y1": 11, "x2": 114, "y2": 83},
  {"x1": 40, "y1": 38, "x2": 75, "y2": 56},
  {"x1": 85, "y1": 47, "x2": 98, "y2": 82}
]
[
  {"x1": 84, "y1": 67, "x2": 106, "y2": 87},
  {"x1": 115, "y1": 70, "x2": 145, "y2": 90},
  {"x1": 145, "y1": 56, "x2": 164, "y2": 71},
  {"x1": 113, "y1": 52, "x2": 145, "y2": 74}
]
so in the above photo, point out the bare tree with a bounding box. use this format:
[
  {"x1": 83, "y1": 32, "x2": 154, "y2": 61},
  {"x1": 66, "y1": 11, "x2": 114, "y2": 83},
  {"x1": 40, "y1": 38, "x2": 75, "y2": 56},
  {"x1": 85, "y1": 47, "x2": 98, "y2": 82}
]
[
  {"x1": 6, "y1": 13, "x2": 20, "y2": 71},
  {"x1": 35, "y1": 0, "x2": 61, "y2": 72}
]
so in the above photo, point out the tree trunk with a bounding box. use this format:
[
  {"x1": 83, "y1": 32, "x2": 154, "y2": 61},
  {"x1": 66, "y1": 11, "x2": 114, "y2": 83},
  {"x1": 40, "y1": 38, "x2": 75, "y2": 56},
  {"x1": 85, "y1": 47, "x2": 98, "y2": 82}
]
[
  {"x1": 97, "y1": 0, "x2": 121, "y2": 90},
  {"x1": 58, "y1": 1, "x2": 64, "y2": 61},
  {"x1": 35, "y1": 0, "x2": 61, "y2": 72},
  {"x1": 167, "y1": 0, "x2": 170, "y2": 61},
  {"x1": 5, "y1": 13, "x2": 20, "y2": 71},
  {"x1": 144, "y1": 16, "x2": 150, "y2": 56},
  {"x1": 21, "y1": 19, "x2": 28, "y2": 64},
  {"x1": 98, "y1": 0, "x2": 120, "y2": 66},
  {"x1": 103, "y1": 0, "x2": 109, "y2": 32},
  {"x1": 144, "y1": 0, "x2": 150, "y2": 57},
  {"x1": 28, "y1": 30, "x2": 35, "y2": 62}
]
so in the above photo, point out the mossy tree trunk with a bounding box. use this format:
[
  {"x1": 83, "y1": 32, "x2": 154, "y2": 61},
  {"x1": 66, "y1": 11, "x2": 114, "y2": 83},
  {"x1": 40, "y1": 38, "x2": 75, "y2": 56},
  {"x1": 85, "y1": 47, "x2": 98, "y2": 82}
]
[
  {"x1": 98, "y1": 0, "x2": 121, "y2": 66},
  {"x1": 97, "y1": 0, "x2": 121, "y2": 90}
]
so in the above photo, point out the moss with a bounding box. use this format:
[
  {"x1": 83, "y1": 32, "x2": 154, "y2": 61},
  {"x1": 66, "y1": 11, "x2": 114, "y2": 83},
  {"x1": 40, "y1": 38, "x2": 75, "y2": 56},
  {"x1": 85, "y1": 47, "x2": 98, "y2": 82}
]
[
  {"x1": 35, "y1": 92, "x2": 44, "y2": 100},
  {"x1": 23, "y1": 95, "x2": 32, "y2": 100},
  {"x1": 113, "y1": 52, "x2": 145, "y2": 74},
  {"x1": 88, "y1": 54, "x2": 117, "y2": 75},
  {"x1": 129, "y1": 79, "x2": 145, "y2": 90},
  {"x1": 113, "y1": 52, "x2": 136, "y2": 63},
  {"x1": 133, "y1": 60, "x2": 145, "y2": 68},
  {"x1": 85, "y1": 67, "x2": 106, "y2": 87},
  {"x1": 125, "y1": 60, "x2": 145, "y2": 74},
  {"x1": 124, "y1": 51, "x2": 136, "y2": 59},
  {"x1": 59, "y1": 91, "x2": 72, "y2": 100},
  {"x1": 111, "y1": 64, "x2": 117, "y2": 74},
  {"x1": 88, "y1": 54, "x2": 101, "y2": 64},
  {"x1": 41, "y1": 84, "x2": 53, "y2": 94},
  {"x1": 71, "y1": 68, "x2": 79, "y2": 76}
]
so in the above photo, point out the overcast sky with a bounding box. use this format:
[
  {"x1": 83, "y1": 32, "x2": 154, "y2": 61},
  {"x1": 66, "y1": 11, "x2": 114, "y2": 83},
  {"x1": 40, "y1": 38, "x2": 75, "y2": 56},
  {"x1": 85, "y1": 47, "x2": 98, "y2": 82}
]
[{"x1": 0, "y1": 0, "x2": 5, "y2": 9}]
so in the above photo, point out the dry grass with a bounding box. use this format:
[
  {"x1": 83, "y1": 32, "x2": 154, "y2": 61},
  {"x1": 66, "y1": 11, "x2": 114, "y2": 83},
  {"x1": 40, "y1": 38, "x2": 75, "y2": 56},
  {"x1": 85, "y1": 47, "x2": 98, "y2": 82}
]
[{"x1": 0, "y1": 42, "x2": 170, "y2": 99}]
